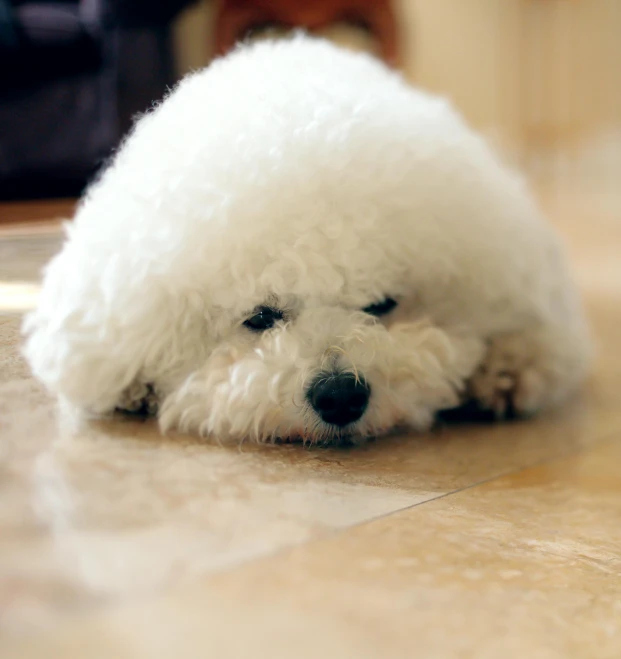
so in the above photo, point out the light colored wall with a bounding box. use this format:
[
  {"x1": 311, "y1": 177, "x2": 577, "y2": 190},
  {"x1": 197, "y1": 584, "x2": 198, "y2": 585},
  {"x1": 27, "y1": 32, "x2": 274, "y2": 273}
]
[
  {"x1": 524, "y1": 0, "x2": 621, "y2": 147},
  {"x1": 402, "y1": 0, "x2": 525, "y2": 155}
]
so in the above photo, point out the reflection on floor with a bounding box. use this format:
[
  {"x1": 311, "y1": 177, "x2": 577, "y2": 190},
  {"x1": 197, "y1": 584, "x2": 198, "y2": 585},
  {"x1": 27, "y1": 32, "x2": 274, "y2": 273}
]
[{"x1": 0, "y1": 183, "x2": 620, "y2": 658}]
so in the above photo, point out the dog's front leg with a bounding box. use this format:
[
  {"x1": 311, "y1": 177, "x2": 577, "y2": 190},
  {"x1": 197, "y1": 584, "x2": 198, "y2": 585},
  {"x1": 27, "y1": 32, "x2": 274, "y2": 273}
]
[{"x1": 466, "y1": 325, "x2": 591, "y2": 419}]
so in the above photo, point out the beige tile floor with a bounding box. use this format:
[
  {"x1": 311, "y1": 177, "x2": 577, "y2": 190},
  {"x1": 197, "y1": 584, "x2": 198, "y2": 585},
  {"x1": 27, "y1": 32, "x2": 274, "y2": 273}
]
[{"x1": 0, "y1": 184, "x2": 620, "y2": 658}]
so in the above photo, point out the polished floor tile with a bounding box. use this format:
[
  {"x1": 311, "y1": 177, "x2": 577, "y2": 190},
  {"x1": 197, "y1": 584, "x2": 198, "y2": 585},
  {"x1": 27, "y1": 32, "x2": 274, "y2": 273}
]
[{"x1": 8, "y1": 438, "x2": 618, "y2": 659}]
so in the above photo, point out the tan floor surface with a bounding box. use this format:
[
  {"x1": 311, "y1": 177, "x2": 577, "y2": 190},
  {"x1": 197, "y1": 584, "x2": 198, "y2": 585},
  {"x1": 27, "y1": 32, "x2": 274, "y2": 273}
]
[{"x1": 0, "y1": 184, "x2": 619, "y2": 658}]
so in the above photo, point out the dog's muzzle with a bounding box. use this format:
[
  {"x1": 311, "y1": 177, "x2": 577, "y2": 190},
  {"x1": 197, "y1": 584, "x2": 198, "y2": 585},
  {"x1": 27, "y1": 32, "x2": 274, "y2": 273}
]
[{"x1": 307, "y1": 373, "x2": 370, "y2": 427}]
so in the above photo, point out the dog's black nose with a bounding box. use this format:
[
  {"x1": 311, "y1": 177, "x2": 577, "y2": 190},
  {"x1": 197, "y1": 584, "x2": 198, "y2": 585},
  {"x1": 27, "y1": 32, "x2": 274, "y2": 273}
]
[{"x1": 308, "y1": 374, "x2": 370, "y2": 427}]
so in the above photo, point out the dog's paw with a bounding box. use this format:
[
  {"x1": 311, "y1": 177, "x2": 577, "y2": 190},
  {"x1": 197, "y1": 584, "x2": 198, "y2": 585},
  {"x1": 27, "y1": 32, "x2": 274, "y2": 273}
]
[
  {"x1": 467, "y1": 334, "x2": 547, "y2": 420},
  {"x1": 116, "y1": 382, "x2": 159, "y2": 416}
]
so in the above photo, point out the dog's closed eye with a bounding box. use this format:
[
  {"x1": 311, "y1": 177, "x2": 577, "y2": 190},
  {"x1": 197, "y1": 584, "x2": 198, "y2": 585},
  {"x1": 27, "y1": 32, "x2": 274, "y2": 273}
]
[
  {"x1": 243, "y1": 306, "x2": 284, "y2": 332},
  {"x1": 362, "y1": 297, "x2": 398, "y2": 317}
]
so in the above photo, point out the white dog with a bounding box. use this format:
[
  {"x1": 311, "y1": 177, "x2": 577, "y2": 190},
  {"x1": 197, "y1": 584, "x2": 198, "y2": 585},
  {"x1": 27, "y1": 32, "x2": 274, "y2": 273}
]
[{"x1": 23, "y1": 36, "x2": 591, "y2": 444}]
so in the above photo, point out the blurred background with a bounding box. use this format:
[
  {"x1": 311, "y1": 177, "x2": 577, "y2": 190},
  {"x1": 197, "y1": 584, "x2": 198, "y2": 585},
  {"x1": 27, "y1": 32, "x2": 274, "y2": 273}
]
[{"x1": 0, "y1": 0, "x2": 619, "y2": 203}]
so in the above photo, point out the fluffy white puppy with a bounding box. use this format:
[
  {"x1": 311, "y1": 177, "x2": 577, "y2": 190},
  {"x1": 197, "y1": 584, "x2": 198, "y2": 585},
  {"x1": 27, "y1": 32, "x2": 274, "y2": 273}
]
[{"x1": 23, "y1": 36, "x2": 591, "y2": 444}]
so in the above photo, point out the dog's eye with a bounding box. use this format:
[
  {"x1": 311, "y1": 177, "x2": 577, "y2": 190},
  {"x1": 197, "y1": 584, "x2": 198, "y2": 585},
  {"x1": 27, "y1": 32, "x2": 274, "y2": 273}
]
[
  {"x1": 243, "y1": 306, "x2": 284, "y2": 332},
  {"x1": 362, "y1": 297, "x2": 398, "y2": 317}
]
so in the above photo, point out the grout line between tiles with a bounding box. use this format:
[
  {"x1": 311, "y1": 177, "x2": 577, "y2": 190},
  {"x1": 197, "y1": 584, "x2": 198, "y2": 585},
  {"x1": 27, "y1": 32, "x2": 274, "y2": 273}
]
[
  {"x1": 197, "y1": 427, "x2": 621, "y2": 580},
  {"x1": 344, "y1": 428, "x2": 621, "y2": 527}
]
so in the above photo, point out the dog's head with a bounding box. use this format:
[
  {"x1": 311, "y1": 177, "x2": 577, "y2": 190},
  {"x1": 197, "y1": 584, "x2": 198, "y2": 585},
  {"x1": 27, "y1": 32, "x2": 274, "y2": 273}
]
[{"x1": 156, "y1": 188, "x2": 480, "y2": 444}]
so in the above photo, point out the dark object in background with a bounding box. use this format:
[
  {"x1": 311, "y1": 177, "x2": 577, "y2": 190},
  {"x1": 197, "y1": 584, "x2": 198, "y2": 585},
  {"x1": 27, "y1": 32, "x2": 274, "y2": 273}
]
[
  {"x1": 214, "y1": 0, "x2": 399, "y2": 66},
  {"x1": 0, "y1": 0, "x2": 195, "y2": 201}
]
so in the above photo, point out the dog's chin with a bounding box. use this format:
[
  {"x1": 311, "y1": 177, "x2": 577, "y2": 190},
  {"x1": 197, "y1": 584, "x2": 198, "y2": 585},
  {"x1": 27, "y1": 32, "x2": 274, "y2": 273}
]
[
  {"x1": 275, "y1": 423, "x2": 382, "y2": 447},
  {"x1": 276, "y1": 433, "x2": 358, "y2": 447}
]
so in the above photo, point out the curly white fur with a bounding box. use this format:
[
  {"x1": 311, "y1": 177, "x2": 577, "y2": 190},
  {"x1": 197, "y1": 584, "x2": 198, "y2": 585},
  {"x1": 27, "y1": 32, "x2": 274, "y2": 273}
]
[{"x1": 23, "y1": 35, "x2": 591, "y2": 444}]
